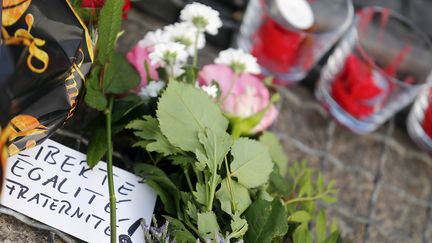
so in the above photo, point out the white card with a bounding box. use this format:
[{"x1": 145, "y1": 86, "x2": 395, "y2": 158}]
[
  {"x1": 276, "y1": 0, "x2": 314, "y2": 29},
  {"x1": 1, "y1": 139, "x2": 157, "y2": 243}
]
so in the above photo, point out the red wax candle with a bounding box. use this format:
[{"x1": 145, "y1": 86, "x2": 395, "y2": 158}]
[
  {"x1": 423, "y1": 93, "x2": 432, "y2": 138},
  {"x1": 332, "y1": 54, "x2": 387, "y2": 119},
  {"x1": 251, "y1": 17, "x2": 304, "y2": 73}
]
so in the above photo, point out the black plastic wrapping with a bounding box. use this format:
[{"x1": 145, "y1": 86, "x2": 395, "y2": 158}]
[{"x1": 0, "y1": 0, "x2": 93, "y2": 159}]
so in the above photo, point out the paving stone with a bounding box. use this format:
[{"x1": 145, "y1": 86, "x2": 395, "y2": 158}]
[
  {"x1": 325, "y1": 164, "x2": 375, "y2": 217},
  {"x1": 367, "y1": 228, "x2": 415, "y2": 243},
  {"x1": 424, "y1": 223, "x2": 432, "y2": 243},
  {"x1": 118, "y1": 9, "x2": 166, "y2": 54},
  {"x1": 275, "y1": 88, "x2": 330, "y2": 151},
  {"x1": 279, "y1": 136, "x2": 322, "y2": 169},
  {"x1": 382, "y1": 146, "x2": 432, "y2": 200},
  {"x1": 325, "y1": 208, "x2": 367, "y2": 243},
  {"x1": 0, "y1": 214, "x2": 50, "y2": 243},
  {"x1": 331, "y1": 125, "x2": 384, "y2": 172},
  {"x1": 370, "y1": 186, "x2": 427, "y2": 243}
]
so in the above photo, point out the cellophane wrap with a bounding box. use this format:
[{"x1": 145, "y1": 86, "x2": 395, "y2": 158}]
[{"x1": 0, "y1": 0, "x2": 93, "y2": 169}]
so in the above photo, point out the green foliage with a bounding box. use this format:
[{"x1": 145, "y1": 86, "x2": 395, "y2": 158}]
[
  {"x1": 85, "y1": 69, "x2": 107, "y2": 111},
  {"x1": 86, "y1": 124, "x2": 107, "y2": 168},
  {"x1": 243, "y1": 198, "x2": 289, "y2": 243},
  {"x1": 127, "y1": 116, "x2": 181, "y2": 156},
  {"x1": 134, "y1": 163, "x2": 180, "y2": 216},
  {"x1": 128, "y1": 82, "x2": 341, "y2": 242},
  {"x1": 230, "y1": 138, "x2": 273, "y2": 189},
  {"x1": 259, "y1": 132, "x2": 288, "y2": 176},
  {"x1": 195, "y1": 128, "x2": 232, "y2": 173},
  {"x1": 197, "y1": 211, "x2": 220, "y2": 240},
  {"x1": 103, "y1": 53, "x2": 140, "y2": 94},
  {"x1": 157, "y1": 81, "x2": 229, "y2": 152},
  {"x1": 216, "y1": 179, "x2": 251, "y2": 215},
  {"x1": 97, "y1": 0, "x2": 125, "y2": 64},
  {"x1": 293, "y1": 223, "x2": 313, "y2": 243}
]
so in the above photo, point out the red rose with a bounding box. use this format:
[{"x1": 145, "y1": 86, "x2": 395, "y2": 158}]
[
  {"x1": 331, "y1": 54, "x2": 388, "y2": 119},
  {"x1": 251, "y1": 17, "x2": 304, "y2": 73},
  {"x1": 82, "y1": 0, "x2": 131, "y2": 19}
]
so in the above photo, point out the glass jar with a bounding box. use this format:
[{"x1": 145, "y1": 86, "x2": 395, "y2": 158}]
[
  {"x1": 315, "y1": 7, "x2": 432, "y2": 134},
  {"x1": 408, "y1": 89, "x2": 432, "y2": 153},
  {"x1": 237, "y1": 0, "x2": 354, "y2": 85}
]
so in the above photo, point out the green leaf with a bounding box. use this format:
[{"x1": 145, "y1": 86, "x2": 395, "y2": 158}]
[
  {"x1": 104, "y1": 53, "x2": 140, "y2": 94},
  {"x1": 169, "y1": 154, "x2": 195, "y2": 166},
  {"x1": 230, "y1": 138, "x2": 273, "y2": 188},
  {"x1": 134, "y1": 163, "x2": 180, "y2": 215},
  {"x1": 293, "y1": 223, "x2": 313, "y2": 243},
  {"x1": 183, "y1": 65, "x2": 199, "y2": 85},
  {"x1": 228, "y1": 214, "x2": 248, "y2": 240},
  {"x1": 112, "y1": 95, "x2": 142, "y2": 124},
  {"x1": 192, "y1": 183, "x2": 206, "y2": 206},
  {"x1": 316, "y1": 210, "x2": 327, "y2": 243},
  {"x1": 197, "y1": 211, "x2": 220, "y2": 240},
  {"x1": 268, "y1": 170, "x2": 291, "y2": 196},
  {"x1": 288, "y1": 211, "x2": 311, "y2": 223},
  {"x1": 127, "y1": 116, "x2": 181, "y2": 156},
  {"x1": 322, "y1": 195, "x2": 337, "y2": 204},
  {"x1": 86, "y1": 125, "x2": 107, "y2": 168},
  {"x1": 185, "y1": 201, "x2": 198, "y2": 222},
  {"x1": 163, "y1": 216, "x2": 197, "y2": 243},
  {"x1": 244, "y1": 198, "x2": 288, "y2": 243},
  {"x1": 216, "y1": 179, "x2": 251, "y2": 215},
  {"x1": 330, "y1": 218, "x2": 339, "y2": 233},
  {"x1": 259, "y1": 132, "x2": 288, "y2": 176},
  {"x1": 85, "y1": 83, "x2": 107, "y2": 111},
  {"x1": 157, "y1": 81, "x2": 229, "y2": 153},
  {"x1": 97, "y1": 0, "x2": 125, "y2": 63},
  {"x1": 195, "y1": 128, "x2": 232, "y2": 172},
  {"x1": 324, "y1": 231, "x2": 342, "y2": 243}
]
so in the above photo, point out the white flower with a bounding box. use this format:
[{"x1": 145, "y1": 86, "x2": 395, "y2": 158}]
[
  {"x1": 164, "y1": 22, "x2": 206, "y2": 55},
  {"x1": 138, "y1": 29, "x2": 169, "y2": 48},
  {"x1": 201, "y1": 84, "x2": 218, "y2": 99},
  {"x1": 149, "y1": 42, "x2": 188, "y2": 67},
  {"x1": 180, "y1": 2, "x2": 223, "y2": 35},
  {"x1": 138, "y1": 81, "x2": 166, "y2": 101},
  {"x1": 214, "y1": 48, "x2": 261, "y2": 74}
]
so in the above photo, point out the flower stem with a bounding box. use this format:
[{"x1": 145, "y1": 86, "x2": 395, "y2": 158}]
[
  {"x1": 183, "y1": 166, "x2": 194, "y2": 192},
  {"x1": 192, "y1": 28, "x2": 201, "y2": 67},
  {"x1": 283, "y1": 190, "x2": 332, "y2": 205},
  {"x1": 105, "y1": 96, "x2": 117, "y2": 243},
  {"x1": 224, "y1": 157, "x2": 237, "y2": 212}
]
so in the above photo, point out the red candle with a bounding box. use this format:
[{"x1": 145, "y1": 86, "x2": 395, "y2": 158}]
[
  {"x1": 423, "y1": 93, "x2": 432, "y2": 138},
  {"x1": 331, "y1": 54, "x2": 388, "y2": 118},
  {"x1": 251, "y1": 17, "x2": 305, "y2": 73}
]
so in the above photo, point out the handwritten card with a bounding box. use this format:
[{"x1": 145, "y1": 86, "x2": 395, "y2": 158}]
[{"x1": 1, "y1": 139, "x2": 157, "y2": 243}]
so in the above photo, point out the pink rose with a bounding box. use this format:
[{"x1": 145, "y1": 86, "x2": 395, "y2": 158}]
[
  {"x1": 198, "y1": 64, "x2": 278, "y2": 133},
  {"x1": 126, "y1": 43, "x2": 159, "y2": 89}
]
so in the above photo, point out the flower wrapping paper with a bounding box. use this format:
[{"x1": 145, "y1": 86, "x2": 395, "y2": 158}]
[{"x1": 0, "y1": 0, "x2": 93, "y2": 173}]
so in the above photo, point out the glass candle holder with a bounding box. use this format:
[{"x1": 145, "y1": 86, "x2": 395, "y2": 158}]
[
  {"x1": 237, "y1": 0, "x2": 354, "y2": 85},
  {"x1": 316, "y1": 7, "x2": 432, "y2": 134},
  {"x1": 408, "y1": 89, "x2": 432, "y2": 153}
]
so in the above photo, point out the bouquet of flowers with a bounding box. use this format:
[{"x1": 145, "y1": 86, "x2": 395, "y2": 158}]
[{"x1": 17, "y1": 1, "x2": 341, "y2": 242}]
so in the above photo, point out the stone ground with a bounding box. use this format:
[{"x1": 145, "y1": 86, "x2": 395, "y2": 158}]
[{"x1": 2, "y1": 3, "x2": 432, "y2": 243}]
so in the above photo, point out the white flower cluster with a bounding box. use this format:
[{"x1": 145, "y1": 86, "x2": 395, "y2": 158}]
[
  {"x1": 138, "y1": 2, "x2": 222, "y2": 78},
  {"x1": 139, "y1": 81, "x2": 166, "y2": 102},
  {"x1": 215, "y1": 48, "x2": 261, "y2": 74},
  {"x1": 180, "y1": 2, "x2": 223, "y2": 35}
]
